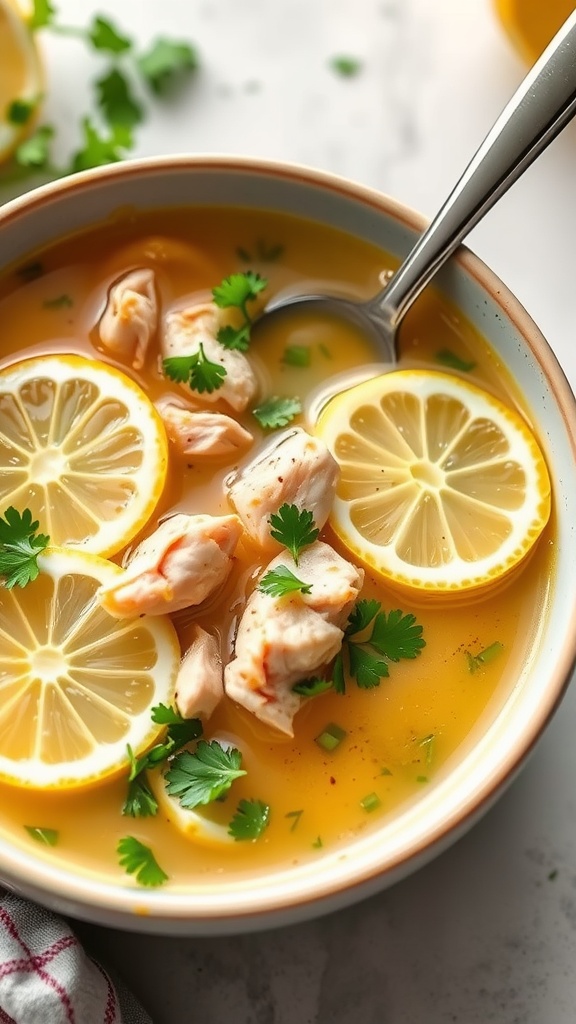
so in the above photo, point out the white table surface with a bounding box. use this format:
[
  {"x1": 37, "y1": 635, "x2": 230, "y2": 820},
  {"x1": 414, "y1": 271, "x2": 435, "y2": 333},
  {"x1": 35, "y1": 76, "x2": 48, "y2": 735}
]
[{"x1": 4, "y1": 1, "x2": 576, "y2": 1020}]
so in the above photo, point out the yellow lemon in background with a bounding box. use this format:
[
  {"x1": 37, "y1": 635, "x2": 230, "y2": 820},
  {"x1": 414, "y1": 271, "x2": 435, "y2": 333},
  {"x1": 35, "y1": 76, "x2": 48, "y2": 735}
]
[
  {"x1": 494, "y1": 0, "x2": 576, "y2": 64},
  {"x1": 0, "y1": 0, "x2": 43, "y2": 163},
  {"x1": 314, "y1": 370, "x2": 551, "y2": 596}
]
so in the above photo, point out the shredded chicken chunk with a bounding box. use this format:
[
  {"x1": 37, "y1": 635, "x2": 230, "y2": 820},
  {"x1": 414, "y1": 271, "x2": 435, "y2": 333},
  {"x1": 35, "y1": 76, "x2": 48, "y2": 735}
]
[
  {"x1": 224, "y1": 541, "x2": 364, "y2": 735},
  {"x1": 98, "y1": 513, "x2": 243, "y2": 618},
  {"x1": 175, "y1": 625, "x2": 224, "y2": 720},
  {"x1": 155, "y1": 396, "x2": 253, "y2": 458},
  {"x1": 98, "y1": 268, "x2": 158, "y2": 370},
  {"x1": 162, "y1": 303, "x2": 257, "y2": 412},
  {"x1": 227, "y1": 428, "x2": 339, "y2": 551}
]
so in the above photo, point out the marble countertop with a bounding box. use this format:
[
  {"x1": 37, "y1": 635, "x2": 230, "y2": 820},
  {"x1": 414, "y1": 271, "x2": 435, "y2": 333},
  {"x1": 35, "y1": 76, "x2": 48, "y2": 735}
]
[{"x1": 5, "y1": 0, "x2": 576, "y2": 1020}]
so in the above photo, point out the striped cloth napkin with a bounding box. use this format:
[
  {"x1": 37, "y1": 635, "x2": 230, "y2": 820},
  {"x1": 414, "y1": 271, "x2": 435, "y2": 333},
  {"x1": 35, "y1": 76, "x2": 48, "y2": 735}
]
[{"x1": 0, "y1": 891, "x2": 151, "y2": 1023}]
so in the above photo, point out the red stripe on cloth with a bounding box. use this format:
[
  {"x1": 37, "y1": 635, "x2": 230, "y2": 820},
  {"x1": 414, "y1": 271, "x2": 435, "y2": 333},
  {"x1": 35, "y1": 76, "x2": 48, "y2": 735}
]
[
  {"x1": 92, "y1": 960, "x2": 119, "y2": 1024},
  {"x1": 0, "y1": 907, "x2": 78, "y2": 1023},
  {"x1": 0, "y1": 1007, "x2": 16, "y2": 1023}
]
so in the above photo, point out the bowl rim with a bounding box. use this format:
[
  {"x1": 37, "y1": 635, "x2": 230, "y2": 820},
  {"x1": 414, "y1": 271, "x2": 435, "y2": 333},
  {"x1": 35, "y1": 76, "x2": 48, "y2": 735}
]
[{"x1": 0, "y1": 153, "x2": 575, "y2": 931}]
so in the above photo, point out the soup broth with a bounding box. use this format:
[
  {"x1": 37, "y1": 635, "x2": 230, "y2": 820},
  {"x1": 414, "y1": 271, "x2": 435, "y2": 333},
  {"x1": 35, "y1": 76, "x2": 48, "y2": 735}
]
[{"x1": 0, "y1": 206, "x2": 553, "y2": 888}]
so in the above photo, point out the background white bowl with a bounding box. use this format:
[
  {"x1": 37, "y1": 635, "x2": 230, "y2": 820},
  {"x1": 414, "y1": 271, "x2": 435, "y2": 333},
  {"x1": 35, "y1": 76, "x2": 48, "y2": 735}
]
[{"x1": 0, "y1": 155, "x2": 575, "y2": 935}]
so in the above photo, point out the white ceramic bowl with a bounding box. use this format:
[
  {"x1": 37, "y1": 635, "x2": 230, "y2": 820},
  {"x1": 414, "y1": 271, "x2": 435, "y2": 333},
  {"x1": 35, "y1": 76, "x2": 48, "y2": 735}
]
[{"x1": 0, "y1": 156, "x2": 575, "y2": 935}]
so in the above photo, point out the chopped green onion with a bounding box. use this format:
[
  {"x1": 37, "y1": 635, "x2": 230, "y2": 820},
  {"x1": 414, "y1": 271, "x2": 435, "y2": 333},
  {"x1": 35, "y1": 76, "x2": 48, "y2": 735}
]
[
  {"x1": 466, "y1": 641, "x2": 504, "y2": 674},
  {"x1": 282, "y1": 345, "x2": 311, "y2": 368},
  {"x1": 360, "y1": 792, "x2": 381, "y2": 813},
  {"x1": 435, "y1": 348, "x2": 476, "y2": 372},
  {"x1": 416, "y1": 775, "x2": 428, "y2": 784},
  {"x1": 380, "y1": 766, "x2": 393, "y2": 777},
  {"x1": 312, "y1": 836, "x2": 323, "y2": 849},
  {"x1": 314, "y1": 723, "x2": 347, "y2": 752},
  {"x1": 285, "y1": 809, "x2": 303, "y2": 832}
]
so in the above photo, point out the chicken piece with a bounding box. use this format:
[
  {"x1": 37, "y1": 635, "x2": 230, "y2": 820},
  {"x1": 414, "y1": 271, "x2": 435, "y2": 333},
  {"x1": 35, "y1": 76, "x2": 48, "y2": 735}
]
[
  {"x1": 97, "y1": 513, "x2": 243, "y2": 618},
  {"x1": 227, "y1": 428, "x2": 339, "y2": 551},
  {"x1": 98, "y1": 268, "x2": 158, "y2": 370},
  {"x1": 224, "y1": 541, "x2": 364, "y2": 735},
  {"x1": 175, "y1": 625, "x2": 224, "y2": 720},
  {"x1": 155, "y1": 396, "x2": 253, "y2": 458},
  {"x1": 162, "y1": 303, "x2": 257, "y2": 412}
]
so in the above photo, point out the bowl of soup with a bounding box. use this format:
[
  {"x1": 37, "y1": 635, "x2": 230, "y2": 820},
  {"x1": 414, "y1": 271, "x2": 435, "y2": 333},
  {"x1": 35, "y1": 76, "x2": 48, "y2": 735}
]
[{"x1": 0, "y1": 155, "x2": 574, "y2": 936}]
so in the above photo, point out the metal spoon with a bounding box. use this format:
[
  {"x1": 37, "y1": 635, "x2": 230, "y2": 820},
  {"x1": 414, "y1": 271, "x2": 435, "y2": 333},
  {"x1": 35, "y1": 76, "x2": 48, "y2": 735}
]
[{"x1": 262, "y1": 10, "x2": 576, "y2": 362}]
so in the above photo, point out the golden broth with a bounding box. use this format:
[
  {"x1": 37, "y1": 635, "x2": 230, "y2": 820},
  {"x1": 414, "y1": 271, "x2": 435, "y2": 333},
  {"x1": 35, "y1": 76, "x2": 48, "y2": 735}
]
[{"x1": 0, "y1": 206, "x2": 554, "y2": 887}]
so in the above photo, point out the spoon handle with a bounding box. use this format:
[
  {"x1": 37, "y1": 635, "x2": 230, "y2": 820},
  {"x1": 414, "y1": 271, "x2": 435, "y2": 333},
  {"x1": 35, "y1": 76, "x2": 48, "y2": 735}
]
[{"x1": 370, "y1": 10, "x2": 576, "y2": 333}]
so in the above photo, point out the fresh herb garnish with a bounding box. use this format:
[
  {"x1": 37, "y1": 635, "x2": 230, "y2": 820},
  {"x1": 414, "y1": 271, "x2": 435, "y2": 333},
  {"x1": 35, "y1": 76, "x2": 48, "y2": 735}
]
[
  {"x1": 0, "y1": 508, "x2": 49, "y2": 589},
  {"x1": 257, "y1": 565, "x2": 312, "y2": 598},
  {"x1": 43, "y1": 294, "x2": 73, "y2": 309},
  {"x1": 29, "y1": 0, "x2": 56, "y2": 30},
  {"x1": 435, "y1": 349, "x2": 476, "y2": 372},
  {"x1": 96, "y1": 69, "x2": 143, "y2": 131},
  {"x1": 86, "y1": 15, "x2": 132, "y2": 53},
  {"x1": 315, "y1": 723, "x2": 347, "y2": 752},
  {"x1": 285, "y1": 809, "x2": 303, "y2": 831},
  {"x1": 165, "y1": 740, "x2": 246, "y2": 809},
  {"x1": 212, "y1": 271, "x2": 267, "y2": 352},
  {"x1": 70, "y1": 119, "x2": 132, "y2": 174},
  {"x1": 117, "y1": 836, "x2": 168, "y2": 887},
  {"x1": 252, "y1": 396, "x2": 301, "y2": 429},
  {"x1": 163, "y1": 343, "x2": 227, "y2": 394},
  {"x1": 312, "y1": 836, "x2": 323, "y2": 849},
  {"x1": 121, "y1": 704, "x2": 202, "y2": 817},
  {"x1": 360, "y1": 792, "x2": 381, "y2": 813},
  {"x1": 282, "y1": 345, "x2": 311, "y2": 368},
  {"x1": 268, "y1": 504, "x2": 319, "y2": 564},
  {"x1": 332, "y1": 600, "x2": 425, "y2": 693},
  {"x1": 25, "y1": 826, "x2": 58, "y2": 846},
  {"x1": 330, "y1": 55, "x2": 362, "y2": 77},
  {"x1": 14, "y1": 125, "x2": 55, "y2": 169},
  {"x1": 7, "y1": 99, "x2": 37, "y2": 125},
  {"x1": 292, "y1": 677, "x2": 333, "y2": 697},
  {"x1": 228, "y1": 798, "x2": 270, "y2": 841},
  {"x1": 466, "y1": 641, "x2": 504, "y2": 673},
  {"x1": 136, "y1": 38, "x2": 199, "y2": 96}
]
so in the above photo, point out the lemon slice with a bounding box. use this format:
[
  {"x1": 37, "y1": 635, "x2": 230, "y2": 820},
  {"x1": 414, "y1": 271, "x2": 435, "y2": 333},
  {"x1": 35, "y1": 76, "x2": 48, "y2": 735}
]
[
  {"x1": 0, "y1": 0, "x2": 42, "y2": 163},
  {"x1": 0, "y1": 548, "x2": 180, "y2": 789},
  {"x1": 314, "y1": 370, "x2": 551, "y2": 594},
  {"x1": 0, "y1": 354, "x2": 168, "y2": 557}
]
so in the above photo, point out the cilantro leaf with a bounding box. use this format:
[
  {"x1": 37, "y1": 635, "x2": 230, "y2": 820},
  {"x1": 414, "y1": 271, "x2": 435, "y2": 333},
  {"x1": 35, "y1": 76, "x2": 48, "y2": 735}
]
[
  {"x1": 257, "y1": 565, "x2": 312, "y2": 598},
  {"x1": 121, "y1": 708, "x2": 201, "y2": 817},
  {"x1": 88, "y1": 15, "x2": 132, "y2": 53},
  {"x1": 216, "y1": 323, "x2": 251, "y2": 352},
  {"x1": 369, "y1": 609, "x2": 426, "y2": 661},
  {"x1": 96, "y1": 69, "x2": 143, "y2": 130},
  {"x1": 7, "y1": 99, "x2": 37, "y2": 126},
  {"x1": 348, "y1": 643, "x2": 388, "y2": 688},
  {"x1": 137, "y1": 38, "x2": 198, "y2": 96},
  {"x1": 14, "y1": 125, "x2": 54, "y2": 169},
  {"x1": 24, "y1": 826, "x2": 58, "y2": 846},
  {"x1": 69, "y1": 118, "x2": 131, "y2": 174},
  {"x1": 212, "y1": 271, "x2": 267, "y2": 309},
  {"x1": 28, "y1": 0, "x2": 56, "y2": 30},
  {"x1": 346, "y1": 598, "x2": 381, "y2": 636},
  {"x1": 0, "y1": 507, "x2": 49, "y2": 589},
  {"x1": 252, "y1": 396, "x2": 301, "y2": 429},
  {"x1": 149, "y1": 703, "x2": 202, "y2": 754},
  {"x1": 228, "y1": 799, "x2": 270, "y2": 841},
  {"x1": 162, "y1": 344, "x2": 227, "y2": 394},
  {"x1": 123, "y1": 773, "x2": 158, "y2": 818},
  {"x1": 332, "y1": 652, "x2": 346, "y2": 694},
  {"x1": 330, "y1": 55, "x2": 362, "y2": 77},
  {"x1": 164, "y1": 740, "x2": 246, "y2": 809},
  {"x1": 117, "y1": 836, "x2": 168, "y2": 887},
  {"x1": 269, "y1": 504, "x2": 319, "y2": 564},
  {"x1": 292, "y1": 677, "x2": 333, "y2": 697}
]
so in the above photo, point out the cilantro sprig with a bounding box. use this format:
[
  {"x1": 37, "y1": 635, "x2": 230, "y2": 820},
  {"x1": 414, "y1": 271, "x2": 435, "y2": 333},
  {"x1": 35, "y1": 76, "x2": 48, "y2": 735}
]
[
  {"x1": 122, "y1": 704, "x2": 202, "y2": 818},
  {"x1": 0, "y1": 508, "x2": 49, "y2": 590},
  {"x1": 257, "y1": 565, "x2": 312, "y2": 598},
  {"x1": 269, "y1": 504, "x2": 319, "y2": 564},
  {"x1": 212, "y1": 271, "x2": 268, "y2": 352},
  {"x1": 164, "y1": 740, "x2": 246, "y2": 809},
  {"x1": 228, "y1": 799, "x2": 270, "y2": 841},
  {"x1": 117, "y1": 836, "x2": 168, "y2": 887},
  {"x1": 163, "y1": 343, "x2": 227, "y2": 394},
  {"x1": 333, "y1": 600, "x2": 426, "y2": 693},
  {"x1": 252, "y1": 396, "x2": 301, "y2": 430}
]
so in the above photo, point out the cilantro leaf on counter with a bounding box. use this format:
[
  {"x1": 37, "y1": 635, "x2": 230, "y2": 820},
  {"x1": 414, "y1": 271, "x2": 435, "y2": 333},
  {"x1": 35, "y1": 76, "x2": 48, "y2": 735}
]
[
  {"x1": 96, "y1": 69, "x2": 143, "y2": 130},
  {"x1": 137, "y1": 38, "x2": 199, "y2": 95},
  {"x1": 228, "y1": 799, "x2": 270, "y2": 841},
  {"x1": 15, "y1": 125, "x2": 54, "y2": 169},
  {"x1": 212, "y1": 271, "x2": 268, "y2": 352},
  {"x1": 252, "y1": 396, "x2": 301, "y2": 429},
  {"x1": 70, "y1": 118, "x2": 132, "y2": 173},
  {"x1": 29, "y1": 0, "x2": 56, "y2": 30},
  {"x1": 269, "y1": 504, "x2": 319, "y2": 564},
  {"x1": 117, "y1": 836, "x2": 168, "y2": 887},
  {"x1": 89, "y1": 15, "x2": 132, "y2": 53},
  {"x1": 165, "y1": 740, "x2": 246, "y2": 809},
  {"x1": 257, "y1": 565, "x2": 312, "y2": 598},
  {"x1": 163, "y1": 344, "x2": 227, "y2": 394},
  {"x1": 0, "y1": 507, "x2": 49, "y2": 589},
  {"x1": 330, "y1": 55, "x2": 362, "y2": 77}
]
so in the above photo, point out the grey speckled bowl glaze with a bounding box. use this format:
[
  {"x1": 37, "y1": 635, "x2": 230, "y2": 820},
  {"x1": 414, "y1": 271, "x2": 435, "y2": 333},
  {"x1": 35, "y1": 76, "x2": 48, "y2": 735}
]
[{"x1": 0, "y1": 156, "x2": 575, "y2": 935}]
